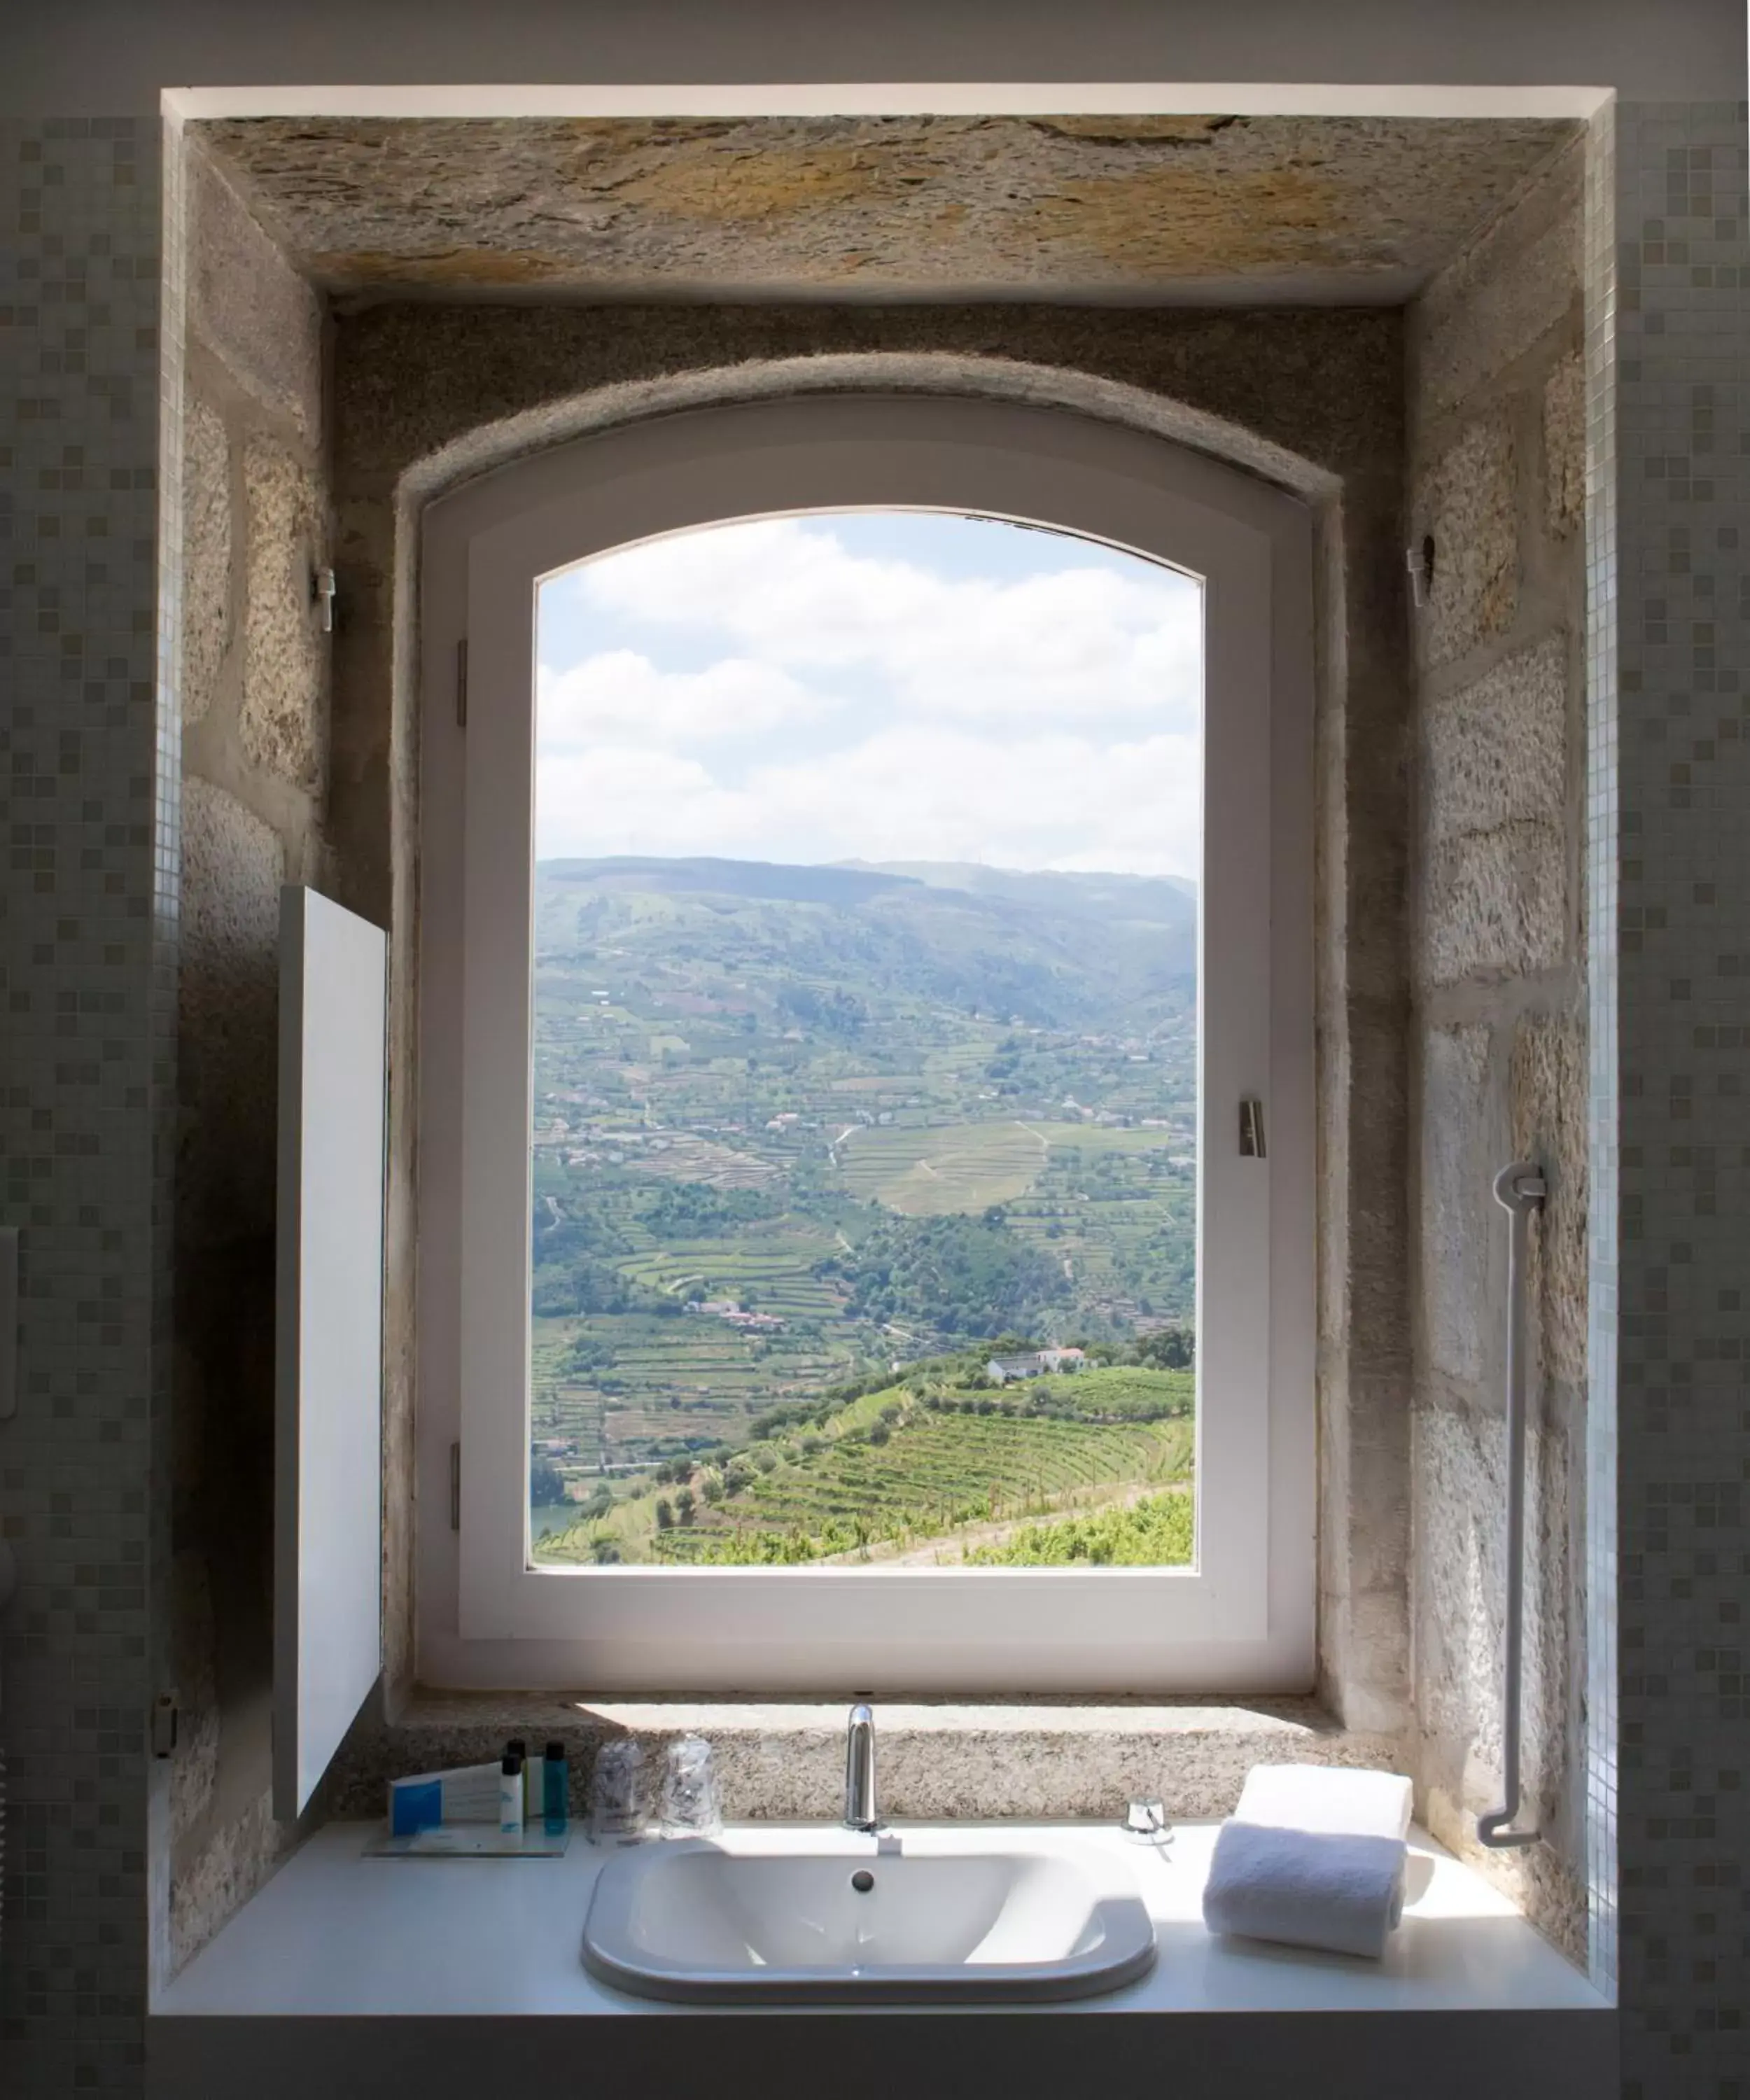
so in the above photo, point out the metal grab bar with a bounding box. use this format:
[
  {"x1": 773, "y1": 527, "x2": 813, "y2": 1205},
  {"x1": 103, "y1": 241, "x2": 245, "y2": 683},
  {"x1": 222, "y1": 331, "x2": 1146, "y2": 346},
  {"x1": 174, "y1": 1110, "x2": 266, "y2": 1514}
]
[{"x1": 1477, "y1": 1161, "x2": 1546, "y2": 1851}]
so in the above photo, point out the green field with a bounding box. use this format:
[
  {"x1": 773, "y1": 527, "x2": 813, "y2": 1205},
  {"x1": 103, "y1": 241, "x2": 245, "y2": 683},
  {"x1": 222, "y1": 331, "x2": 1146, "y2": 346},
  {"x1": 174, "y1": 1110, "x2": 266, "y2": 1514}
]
[
  {"x1": 832, "y1": 1116, "x2": 1191, "y2": 1218},
  {"x1": 536, "y1": 1363, "x2": 1193, "y2": 1567},
  {"x1": 965, "y1": 1489, "x2": 1194, "y2": 1566},
  {"x1": 834, "y1": 1119, "x2": 1052, "y2": 1214}
]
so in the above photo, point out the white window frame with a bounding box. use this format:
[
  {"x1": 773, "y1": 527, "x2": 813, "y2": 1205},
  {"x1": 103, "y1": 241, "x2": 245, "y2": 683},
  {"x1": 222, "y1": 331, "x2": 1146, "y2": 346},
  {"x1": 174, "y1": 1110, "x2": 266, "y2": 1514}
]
[{"x1": 417, "y1": 393, "x2": 1314, "y2": 1693}]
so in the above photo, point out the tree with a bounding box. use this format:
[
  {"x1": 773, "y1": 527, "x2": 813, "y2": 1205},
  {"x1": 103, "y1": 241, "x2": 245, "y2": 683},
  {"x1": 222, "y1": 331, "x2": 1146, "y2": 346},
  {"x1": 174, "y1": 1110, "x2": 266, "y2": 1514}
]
[
  {"x1": 675, "y1": 1488, "x2": 696, "y2": 1524},
  {"x1": 529, "y1": 1455, "x2": 568, "y2": 1506},
  {"x1": 654, "y1": 1497, "x2": 675, "y2": 1531},
  {"x1": 1134, "y1": 1324, "x2": 1194, "y2": 1370}
]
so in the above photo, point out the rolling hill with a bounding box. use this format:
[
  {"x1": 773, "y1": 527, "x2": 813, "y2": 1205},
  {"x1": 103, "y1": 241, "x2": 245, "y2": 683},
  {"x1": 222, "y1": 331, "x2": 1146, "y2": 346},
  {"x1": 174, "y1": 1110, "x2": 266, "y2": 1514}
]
[{"x1": 535, "y1": 854, "x2": 1196, "y2": 1034}]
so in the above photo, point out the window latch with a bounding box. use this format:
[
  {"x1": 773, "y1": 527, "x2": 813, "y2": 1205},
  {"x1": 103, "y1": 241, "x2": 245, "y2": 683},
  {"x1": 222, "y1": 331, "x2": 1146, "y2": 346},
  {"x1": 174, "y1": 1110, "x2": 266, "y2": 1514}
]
[{"x1": 1239, "y1": 1098, "x2": 1266, "y2": 1158}]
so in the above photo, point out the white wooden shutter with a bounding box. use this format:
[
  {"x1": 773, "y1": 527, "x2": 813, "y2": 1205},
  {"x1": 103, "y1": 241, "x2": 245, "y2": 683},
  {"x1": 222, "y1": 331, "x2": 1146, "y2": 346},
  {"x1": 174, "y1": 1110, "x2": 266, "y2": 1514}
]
[{"x1": 273, "y1": 886, "x2": 386, "y2": 1818}]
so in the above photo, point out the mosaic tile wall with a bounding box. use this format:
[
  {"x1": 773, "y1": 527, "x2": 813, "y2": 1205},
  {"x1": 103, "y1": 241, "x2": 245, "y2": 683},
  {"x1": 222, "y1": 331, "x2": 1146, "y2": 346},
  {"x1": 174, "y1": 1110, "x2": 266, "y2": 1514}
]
[
  {"x1": 0, "y1": 117, "x2": 166, "y2": 2094},
  {"x1": 1611, "y1": 99, "x2": 1750, "y2": 2099}
]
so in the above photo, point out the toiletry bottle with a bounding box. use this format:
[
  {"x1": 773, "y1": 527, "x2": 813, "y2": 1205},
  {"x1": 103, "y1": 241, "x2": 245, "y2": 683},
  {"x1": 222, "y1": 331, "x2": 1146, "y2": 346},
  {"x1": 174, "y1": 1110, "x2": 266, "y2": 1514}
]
[
  {"x1": 542, "y1": 1740, "x2": 568, "y2": 1836},
  {"x1": 505, "y1": 1736, "x2": 527, "y2": 1809},
  {"x1": 499, "y1": 1752, "x2": 525, "y2": 1836}
]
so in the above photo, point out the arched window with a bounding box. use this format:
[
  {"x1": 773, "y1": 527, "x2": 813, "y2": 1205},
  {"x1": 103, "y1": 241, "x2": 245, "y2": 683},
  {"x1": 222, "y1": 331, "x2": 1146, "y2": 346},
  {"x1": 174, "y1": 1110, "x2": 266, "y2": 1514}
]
[{"x1": 419, "y1": 392, "x2": 1312, "y2": 1693}]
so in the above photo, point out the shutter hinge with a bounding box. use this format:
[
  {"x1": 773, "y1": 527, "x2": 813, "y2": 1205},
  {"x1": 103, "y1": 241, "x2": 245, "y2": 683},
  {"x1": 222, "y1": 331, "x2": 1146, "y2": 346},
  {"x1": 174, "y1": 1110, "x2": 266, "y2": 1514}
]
[
  {"x1": 455, "y1": 637, "x2": 469, "y2": 728},
  {"x1": 449, "y1": 1441, "x2": 461, "y2": 1530},
  {"x1": 151, "y1": 1692, "x2": 179, "y2": 1758}
]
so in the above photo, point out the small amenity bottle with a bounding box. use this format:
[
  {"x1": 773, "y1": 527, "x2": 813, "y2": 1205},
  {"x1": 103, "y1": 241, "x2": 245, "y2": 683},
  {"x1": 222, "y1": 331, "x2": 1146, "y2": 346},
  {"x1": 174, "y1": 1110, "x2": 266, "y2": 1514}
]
[
  {"x1": 499, "y1": 1752, "x2": 525, "y2": 1836},
  {"x1": 542, "y1": 1741, "x2": 569, "y2": 1836}
]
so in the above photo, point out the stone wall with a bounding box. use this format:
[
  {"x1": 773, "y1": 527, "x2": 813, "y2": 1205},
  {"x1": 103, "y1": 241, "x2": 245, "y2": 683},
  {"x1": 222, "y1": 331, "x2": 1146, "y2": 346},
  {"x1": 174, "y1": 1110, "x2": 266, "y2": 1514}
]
[
  {"x1": 323, "y1": 300, "x2": 1415, "y2": 1735},
  {"x1": 167, "y1": 137, "x2": 332, "y2": 1966},
  {"x1": 1404, "y1": 138, "x2": 1590, "y2": 1955},
  {"x1": 172, "y1": 197, "x2": 1609, "y2": 1977}
]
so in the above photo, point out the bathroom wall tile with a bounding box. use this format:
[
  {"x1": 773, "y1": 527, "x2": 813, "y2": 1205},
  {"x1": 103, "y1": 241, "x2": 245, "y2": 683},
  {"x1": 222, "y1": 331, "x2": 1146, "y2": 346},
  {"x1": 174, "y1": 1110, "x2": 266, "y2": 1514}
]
[
  {"x1": 0, "y1": 115, "x2": 167, "y2": 2095},
  {"x1": 1609, "y1": 98, "x2": 1750, "y2": 2096}
]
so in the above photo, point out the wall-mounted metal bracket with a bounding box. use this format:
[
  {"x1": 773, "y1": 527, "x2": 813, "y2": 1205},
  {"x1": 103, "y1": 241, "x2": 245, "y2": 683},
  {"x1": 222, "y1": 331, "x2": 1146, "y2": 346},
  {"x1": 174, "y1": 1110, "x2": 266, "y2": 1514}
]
[
  {"x1": 1406, "y1": 536, "x2": 1435, "y2": 610},
  {"x1": 151, "y1": 1693, "x2": 179, "y2": 1759},
  {"x1": 312, "y1": 566, "x2": 338, "y2": 634}
]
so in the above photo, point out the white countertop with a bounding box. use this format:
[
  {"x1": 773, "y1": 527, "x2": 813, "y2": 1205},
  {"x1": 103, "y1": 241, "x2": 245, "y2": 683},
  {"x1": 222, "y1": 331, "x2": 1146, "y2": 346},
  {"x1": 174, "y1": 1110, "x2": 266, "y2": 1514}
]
[{"x1": 156, "y1": 1819, "x2": 1606, "y2": 2019}]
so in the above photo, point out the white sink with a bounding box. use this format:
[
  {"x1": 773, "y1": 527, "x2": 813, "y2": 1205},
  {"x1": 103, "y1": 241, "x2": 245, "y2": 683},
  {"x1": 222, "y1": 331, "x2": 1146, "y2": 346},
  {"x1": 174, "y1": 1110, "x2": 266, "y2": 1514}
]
[{"x1": 580, "y1": 1827, "x2": 1158, "y2": 2002}]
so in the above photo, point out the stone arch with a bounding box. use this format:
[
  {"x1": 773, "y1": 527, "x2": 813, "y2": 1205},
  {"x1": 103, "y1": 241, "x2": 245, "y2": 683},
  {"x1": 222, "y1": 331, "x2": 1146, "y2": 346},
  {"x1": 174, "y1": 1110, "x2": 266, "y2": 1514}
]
[{"x1": 397, "y1": 349, "x2": 1341, "y2": 518}]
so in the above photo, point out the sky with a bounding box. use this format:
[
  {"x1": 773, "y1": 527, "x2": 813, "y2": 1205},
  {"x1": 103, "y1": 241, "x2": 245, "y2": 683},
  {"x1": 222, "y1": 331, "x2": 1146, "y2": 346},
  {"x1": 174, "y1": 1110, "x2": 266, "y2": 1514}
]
[{"x1": 534, "y1": 511, "x2": 1204, "y2": 880}]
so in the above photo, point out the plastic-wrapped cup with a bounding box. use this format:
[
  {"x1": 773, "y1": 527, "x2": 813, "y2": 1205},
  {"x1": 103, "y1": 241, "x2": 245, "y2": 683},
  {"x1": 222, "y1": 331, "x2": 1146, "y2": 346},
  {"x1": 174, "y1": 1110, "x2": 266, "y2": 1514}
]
[
  {"x1": 659, "y1": 1735, "x2": 723, "y2": 1837},
  {"x1": 589, "y1": 1739, "x2": 650, "y2": 1844}
]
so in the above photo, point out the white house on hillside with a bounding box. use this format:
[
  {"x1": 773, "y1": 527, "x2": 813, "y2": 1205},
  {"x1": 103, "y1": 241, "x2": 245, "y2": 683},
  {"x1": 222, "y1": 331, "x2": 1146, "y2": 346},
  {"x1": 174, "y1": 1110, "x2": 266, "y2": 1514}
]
[{"x1": 986, "y1": 1347, "x2": 1087, "y2": 1384}]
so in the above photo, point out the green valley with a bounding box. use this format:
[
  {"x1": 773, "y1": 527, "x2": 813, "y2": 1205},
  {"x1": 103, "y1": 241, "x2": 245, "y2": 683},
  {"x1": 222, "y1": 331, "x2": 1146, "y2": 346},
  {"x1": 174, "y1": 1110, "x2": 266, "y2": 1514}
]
[{"x1": 526, "y1": 854, "x2": 1198, "y2": 1569}]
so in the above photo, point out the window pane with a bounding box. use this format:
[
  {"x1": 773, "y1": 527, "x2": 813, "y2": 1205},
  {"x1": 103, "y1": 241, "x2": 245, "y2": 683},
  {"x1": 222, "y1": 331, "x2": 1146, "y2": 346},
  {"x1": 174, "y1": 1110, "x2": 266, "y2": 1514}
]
[{"x1": 527, "y1": 513, "x2": 1200, "y2": 1570}]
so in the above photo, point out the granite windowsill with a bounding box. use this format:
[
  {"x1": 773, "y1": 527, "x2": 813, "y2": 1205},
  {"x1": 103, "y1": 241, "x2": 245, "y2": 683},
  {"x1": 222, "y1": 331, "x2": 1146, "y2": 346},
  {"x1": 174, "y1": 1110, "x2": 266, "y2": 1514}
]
[{"x1": 327, "y1": 1690, "x2": 1401, "y2": 1824}]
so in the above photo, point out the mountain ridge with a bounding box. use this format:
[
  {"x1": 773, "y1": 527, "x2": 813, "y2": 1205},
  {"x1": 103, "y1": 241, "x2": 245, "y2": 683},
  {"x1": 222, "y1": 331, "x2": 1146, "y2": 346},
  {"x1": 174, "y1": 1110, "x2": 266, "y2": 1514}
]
[{"x1": 535, "y1": 853, "x2": 1195, "y2": 1032}]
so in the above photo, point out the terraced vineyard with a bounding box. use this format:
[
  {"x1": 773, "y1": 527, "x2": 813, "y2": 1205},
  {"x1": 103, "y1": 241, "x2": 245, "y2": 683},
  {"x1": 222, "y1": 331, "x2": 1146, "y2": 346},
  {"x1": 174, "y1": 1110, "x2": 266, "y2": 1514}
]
[
  {"x1": 536, "y1": 1363, "x2": 1194, "y2": 1567},
  {"x1": 833, "y1": 1119, "x2": 1052, "y2": 1215},
  {"x1": 526, "y1": 854, "x2": 1200, "y2": 1567},
  {"x1": 964, "y1": 1489, "x2": 1195, "y2": 1567}
]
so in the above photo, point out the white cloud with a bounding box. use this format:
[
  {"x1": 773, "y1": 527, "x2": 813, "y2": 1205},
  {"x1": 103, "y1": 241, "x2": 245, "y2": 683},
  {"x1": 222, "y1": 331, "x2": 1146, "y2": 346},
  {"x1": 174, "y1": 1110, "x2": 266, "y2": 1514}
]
[
  {"x1": 537, "y1": 747, "x2": 752, "y2": 863},
  {"x1": 561, "y1": 518, "x2": 1201, "y2": 728},
  {"x1": 536, "y1": 519, "x2": 1205, "y2": 877},
  {"x1": 536, "y1": 649, "x2": 827, "y2": 748},
  {"x1": 537, "y1": 725, "x2": 1200, "y2": 880}
]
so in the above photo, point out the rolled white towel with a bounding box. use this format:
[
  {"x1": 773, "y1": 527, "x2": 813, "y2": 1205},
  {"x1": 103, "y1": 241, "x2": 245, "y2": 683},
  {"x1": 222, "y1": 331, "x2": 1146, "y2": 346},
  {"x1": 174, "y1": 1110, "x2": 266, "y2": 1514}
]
[
  {"x1": 1202, "y1": 1821, "x2": 1408, "y2": 1959},
  {"x1": 1233, "y1": 1763, "x2": 1414, "y2": 1842}
]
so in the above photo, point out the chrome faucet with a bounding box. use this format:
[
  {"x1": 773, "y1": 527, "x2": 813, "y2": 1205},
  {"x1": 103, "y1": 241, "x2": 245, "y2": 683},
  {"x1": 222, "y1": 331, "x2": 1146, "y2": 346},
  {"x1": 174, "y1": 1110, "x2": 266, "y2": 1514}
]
[{"x1": 843, "y1": 1702, "x2": 877, "y2": 1831}]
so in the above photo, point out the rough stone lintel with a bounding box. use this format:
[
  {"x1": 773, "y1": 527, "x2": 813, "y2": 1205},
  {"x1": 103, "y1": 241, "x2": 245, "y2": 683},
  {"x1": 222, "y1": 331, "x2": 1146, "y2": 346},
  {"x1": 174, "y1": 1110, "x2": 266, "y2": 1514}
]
[{"x1": 188, "y1": 139, "x2": 323, "y2": 447}]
